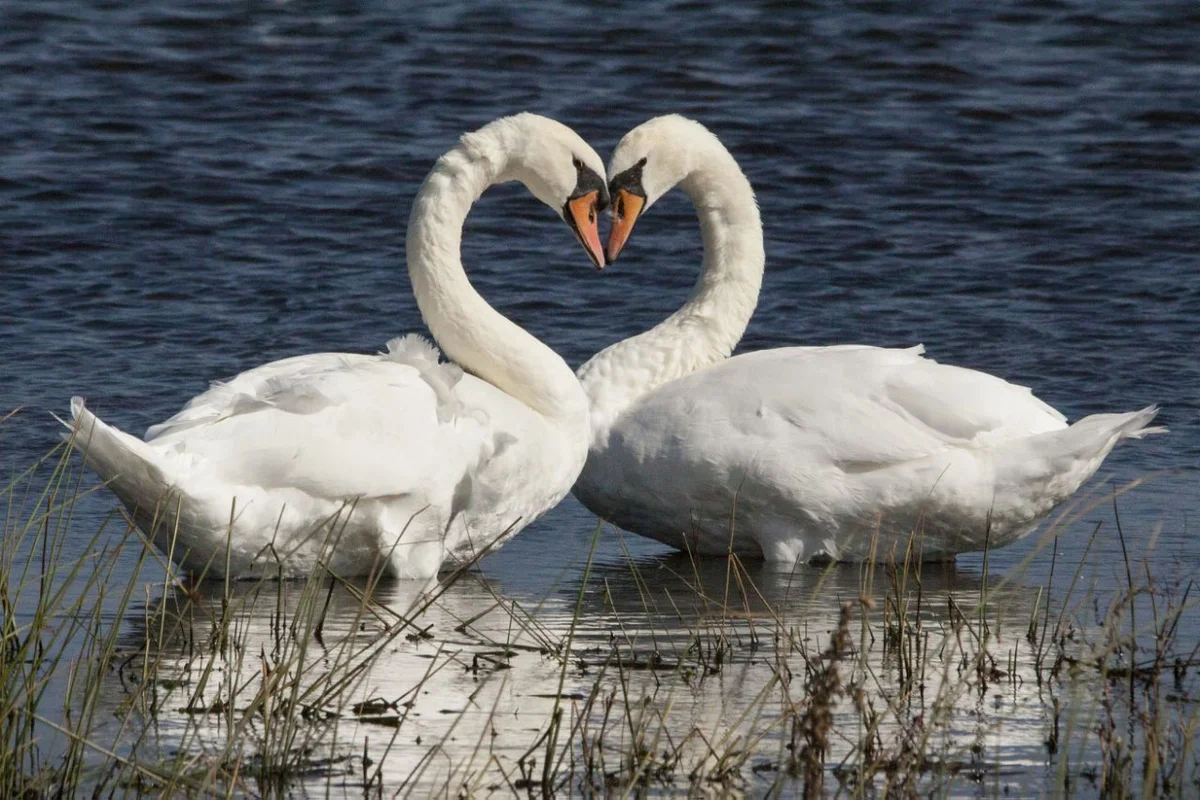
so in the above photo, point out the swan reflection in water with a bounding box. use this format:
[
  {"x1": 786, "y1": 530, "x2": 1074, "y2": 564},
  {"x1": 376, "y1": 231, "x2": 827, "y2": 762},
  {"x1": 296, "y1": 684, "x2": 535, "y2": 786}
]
[{"x1": 98, "y1": 549, "x2": 1089, "y2": 795}]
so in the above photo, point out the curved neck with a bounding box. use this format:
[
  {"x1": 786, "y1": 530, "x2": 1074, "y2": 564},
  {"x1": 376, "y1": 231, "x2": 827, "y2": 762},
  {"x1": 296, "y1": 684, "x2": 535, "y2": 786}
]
[
  {"x1": 579, "y1": 146, "x2": 764, "y2": 438},
  {"x1": 406, "y1": 137, "x2": 586, "y2": 421}
]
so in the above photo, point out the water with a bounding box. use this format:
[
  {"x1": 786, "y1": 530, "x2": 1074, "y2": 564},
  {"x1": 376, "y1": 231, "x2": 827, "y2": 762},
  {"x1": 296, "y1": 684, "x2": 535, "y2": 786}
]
[{"x1": 2, "y1": 0, "x2": 1199, "y2": 794}]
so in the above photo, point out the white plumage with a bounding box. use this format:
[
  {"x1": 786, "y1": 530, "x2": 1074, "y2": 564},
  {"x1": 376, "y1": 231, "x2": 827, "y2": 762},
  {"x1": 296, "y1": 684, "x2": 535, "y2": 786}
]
[
  {"x1": 575, "y1": 115, "x2": 1162, "y2": 564},
  {"x1": 68, "y1": 114, "x2": 608, "y2": 580}
]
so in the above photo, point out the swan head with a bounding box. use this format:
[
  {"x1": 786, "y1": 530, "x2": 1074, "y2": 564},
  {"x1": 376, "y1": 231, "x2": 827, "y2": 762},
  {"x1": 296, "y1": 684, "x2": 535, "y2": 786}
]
[
  {"x1": 472, "y1": 113, "x2": 609, "y2": 270},
  {"x1": 605, "y1": 114, "x2": 721, "y2": 262}
]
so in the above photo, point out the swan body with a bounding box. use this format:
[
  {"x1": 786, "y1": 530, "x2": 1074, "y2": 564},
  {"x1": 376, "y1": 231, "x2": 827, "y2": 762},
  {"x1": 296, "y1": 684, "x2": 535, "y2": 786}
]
[
  {"x1": 70, "y1": 114, "x2": 609, "y2": 580},
  {"x1": 575, "y1": 115, "x2": 1162, "y2": 564}
]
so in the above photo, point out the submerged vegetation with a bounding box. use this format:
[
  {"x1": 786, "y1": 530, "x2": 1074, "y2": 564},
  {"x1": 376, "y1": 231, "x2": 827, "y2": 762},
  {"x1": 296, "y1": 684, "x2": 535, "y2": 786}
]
[{"x1": 1, "y1": 411, "x2": 1197, "y2": 797}]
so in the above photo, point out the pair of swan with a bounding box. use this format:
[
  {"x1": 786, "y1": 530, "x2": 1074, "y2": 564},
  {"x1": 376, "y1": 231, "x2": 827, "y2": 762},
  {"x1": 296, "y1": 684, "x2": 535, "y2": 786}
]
[{"x1": 69, "y1": 114, "x2": 1160, "y2": 579}]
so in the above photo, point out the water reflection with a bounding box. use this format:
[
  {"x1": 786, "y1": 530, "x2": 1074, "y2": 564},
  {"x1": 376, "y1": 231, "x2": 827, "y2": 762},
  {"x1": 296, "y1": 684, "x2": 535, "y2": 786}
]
[
  {"x1": 568, "y1": 553, "x2": 1060, "y2": 772},
  {"x1": 95, "y1": 551, "x2": 1094, "y2": 795}
]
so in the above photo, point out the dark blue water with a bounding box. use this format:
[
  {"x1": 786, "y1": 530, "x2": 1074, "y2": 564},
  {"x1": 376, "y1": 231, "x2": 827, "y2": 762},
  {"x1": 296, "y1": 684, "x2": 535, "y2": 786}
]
[
  {"x1": 3, "y1": 2, "x2": 1199, "y2": 793},
  {"x1": 2, "y1": 0, "x2": 1198, "y2": 602}
]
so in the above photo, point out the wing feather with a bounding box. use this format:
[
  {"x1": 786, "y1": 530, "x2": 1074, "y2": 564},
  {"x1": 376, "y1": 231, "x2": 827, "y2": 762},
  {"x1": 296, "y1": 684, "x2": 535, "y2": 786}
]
[
  {"x1": 145, "y1": 343, "x2": 495, "y2": 501},
  {"x1": 629, "y1": 345, "x2": 1067, "y2": 474}
]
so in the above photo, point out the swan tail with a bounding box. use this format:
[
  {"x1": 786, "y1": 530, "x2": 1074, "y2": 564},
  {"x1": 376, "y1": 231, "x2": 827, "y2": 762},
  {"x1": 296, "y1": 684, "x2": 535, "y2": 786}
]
[
  {"x1": 1062, "y1": 404, "x2": 1165, "y2": 446},
  {"x1": 954, "y1": 404, "x2": 1163, "y2": 552},
  {"x1": 1038, "y1": 405, "x2": 1162, "y2": 476},
  {"x1": 63, "y1": 397, "x2": 175, "y2": 517},
  {"x1": 997, "y1": 404, "x2": 1163, "y2": 511}
]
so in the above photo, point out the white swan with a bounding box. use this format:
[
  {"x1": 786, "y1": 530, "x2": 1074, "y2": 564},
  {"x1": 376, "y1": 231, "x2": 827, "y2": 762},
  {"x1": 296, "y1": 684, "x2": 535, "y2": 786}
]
[
  {"x1": 574, "y1": 114, "x2": 1162, "y2": 564},
  {"x1": 68, "y1": 113, "x2": 608, "y2": 580}
]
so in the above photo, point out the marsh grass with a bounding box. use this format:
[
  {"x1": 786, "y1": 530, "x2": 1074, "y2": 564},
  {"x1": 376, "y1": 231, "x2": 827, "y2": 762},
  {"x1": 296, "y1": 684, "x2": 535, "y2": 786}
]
[{"x1": 1, "y1": 411, "x2": 1197, "y2": 797}]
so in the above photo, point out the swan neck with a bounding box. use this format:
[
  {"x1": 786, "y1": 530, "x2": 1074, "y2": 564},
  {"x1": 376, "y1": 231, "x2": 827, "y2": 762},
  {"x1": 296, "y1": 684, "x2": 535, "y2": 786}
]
[
  {"x1": 579, "y1": 149, "x2": 763, "y2": 439},
  {"x1": 681, "y1": 166, "x2": 764, "y2": 334},
  {"x1": 406, "y1": 139, "x2": 586, "y2": 422}
]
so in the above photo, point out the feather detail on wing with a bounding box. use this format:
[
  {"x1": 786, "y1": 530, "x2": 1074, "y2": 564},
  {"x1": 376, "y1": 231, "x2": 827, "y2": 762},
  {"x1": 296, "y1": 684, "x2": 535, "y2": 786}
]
[
  {"x1": 132, "y1": 345, "x2": 497, "y2": 502},
  {"x1": 628, "y1": 345, "x2": 1070, "y2": 476},
  {"x1": 145, "y1": 353, "x2": 364, "y2": 441},
  {"x1": 384, "y1": 334, "x2": 466, "y2": 423}
]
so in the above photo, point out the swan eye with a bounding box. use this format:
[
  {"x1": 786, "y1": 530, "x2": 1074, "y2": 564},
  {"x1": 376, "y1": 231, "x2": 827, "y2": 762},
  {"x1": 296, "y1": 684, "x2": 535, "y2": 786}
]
[{"x1": 608, "y1": 158, "x2": 648, "y2": 215}]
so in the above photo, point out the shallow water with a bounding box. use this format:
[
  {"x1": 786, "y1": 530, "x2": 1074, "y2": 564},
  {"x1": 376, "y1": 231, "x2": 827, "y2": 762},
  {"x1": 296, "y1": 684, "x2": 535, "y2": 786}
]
[
  {"x1": 2, "y1": 0, "x2": 1199, "y2": 794},
  {"x1": 63, "y1": 540, "x2": 1178, "y2": 796}
]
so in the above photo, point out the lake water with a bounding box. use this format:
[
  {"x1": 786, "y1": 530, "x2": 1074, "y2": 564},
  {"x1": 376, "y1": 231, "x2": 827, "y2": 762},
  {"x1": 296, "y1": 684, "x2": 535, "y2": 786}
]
[{"x1": 2, "y1": 0, "x2": 1198, "y2": 795}]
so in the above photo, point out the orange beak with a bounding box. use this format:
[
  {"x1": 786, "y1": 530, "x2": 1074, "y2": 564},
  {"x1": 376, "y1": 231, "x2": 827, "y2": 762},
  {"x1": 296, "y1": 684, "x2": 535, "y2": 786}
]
[
  {"x1": 606, "y1": 189, "x2": 645, "y2": 263},
  {"x1": 566, "y1": 191, "x2": 605, "y2": 271}
]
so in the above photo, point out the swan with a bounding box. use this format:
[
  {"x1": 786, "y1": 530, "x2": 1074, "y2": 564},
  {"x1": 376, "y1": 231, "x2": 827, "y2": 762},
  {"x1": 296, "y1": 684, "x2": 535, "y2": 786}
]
[
  {"x1": 574, "y1": 114, "x2": 1162, "y2": 564},
  {"x1": 67, "y1": 113, "x2": 608, "y2": 580}
]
